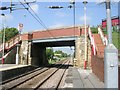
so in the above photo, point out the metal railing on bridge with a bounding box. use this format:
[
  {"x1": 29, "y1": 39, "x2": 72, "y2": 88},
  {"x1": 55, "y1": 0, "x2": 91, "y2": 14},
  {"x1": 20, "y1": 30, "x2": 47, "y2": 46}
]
[
  {"x1": 0, "y1": 34, "x2": 22, "y2": 63},
  {"x1": 0, "y1": 34, "x2": 21, "y2": 52}
]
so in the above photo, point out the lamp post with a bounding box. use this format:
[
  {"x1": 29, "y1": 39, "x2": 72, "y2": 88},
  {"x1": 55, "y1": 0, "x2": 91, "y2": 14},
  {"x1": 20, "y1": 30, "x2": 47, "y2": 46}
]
[
  {"x1": 104, "y1": 0, "x2": 118, "y2": 88},
  {"x1": 83, "y1": 1, "x2": 88, "y2": 69},
  {"x1": 1, "y1": 14, "x2": 6, "y2": 64}
]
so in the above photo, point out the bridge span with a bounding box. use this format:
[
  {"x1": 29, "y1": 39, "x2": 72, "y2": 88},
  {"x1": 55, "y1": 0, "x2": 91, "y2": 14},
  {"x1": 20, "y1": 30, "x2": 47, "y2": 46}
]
[{"x1": 1, "y1": 26, "x2": 90, "y2": 67}]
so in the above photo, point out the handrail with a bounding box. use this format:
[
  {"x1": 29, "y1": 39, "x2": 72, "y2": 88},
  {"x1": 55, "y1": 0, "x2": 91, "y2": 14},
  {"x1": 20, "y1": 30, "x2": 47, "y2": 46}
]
[
  {"x1": 92, "y1": 36, "x2": 96, "y2": 55},
  {"x1": 104, "y1": 36, "x2": 108, "y2": 45},
  {"x1": 98, "y1": 27, "x2": 108, "y2": 45},
  {"x1": 0, "y1": 34, "x2": 21, "y2": 52},
  {"x1": 88, "y1": 27, "x2": 96, "y2": 55}
]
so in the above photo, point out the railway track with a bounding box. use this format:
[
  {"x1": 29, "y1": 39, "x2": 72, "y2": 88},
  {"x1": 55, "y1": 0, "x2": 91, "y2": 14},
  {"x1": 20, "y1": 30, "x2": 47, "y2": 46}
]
[{"x1": 1, "y1": 59, "x2": 71, "y2": 90}]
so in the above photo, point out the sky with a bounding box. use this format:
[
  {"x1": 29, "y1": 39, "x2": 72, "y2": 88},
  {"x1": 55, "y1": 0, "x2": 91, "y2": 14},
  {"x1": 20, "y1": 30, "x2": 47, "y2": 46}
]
[{"x1": 0, "y1": 0, "x2": 118, "y2": 54}]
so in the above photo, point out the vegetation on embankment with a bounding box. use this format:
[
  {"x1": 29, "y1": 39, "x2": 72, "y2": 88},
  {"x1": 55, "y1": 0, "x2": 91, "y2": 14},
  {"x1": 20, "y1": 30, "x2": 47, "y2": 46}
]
[
  {"x1": 0, "y1": 27, "x2": 19, "y2": 42},
  {"x1": 46, "y1": 48, "x2": 70, "y2": 64}
]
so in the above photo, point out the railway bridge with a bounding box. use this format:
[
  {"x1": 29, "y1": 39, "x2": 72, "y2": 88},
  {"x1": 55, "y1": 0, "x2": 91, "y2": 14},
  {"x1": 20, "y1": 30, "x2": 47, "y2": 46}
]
[
  {"x1": 0, "y1": 26, "x2": 91, "y2": 67},
  {"x1": 0, "y1": 26, "x2": 119, "y2": 88}
]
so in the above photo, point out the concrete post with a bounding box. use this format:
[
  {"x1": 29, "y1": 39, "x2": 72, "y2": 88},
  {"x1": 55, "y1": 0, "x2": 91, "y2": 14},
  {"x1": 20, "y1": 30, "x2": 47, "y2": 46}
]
[
  {"x1": 16, "y1": 53, "x2": 19, "y2": 64},
  {"x1": 106, "y1": 0, "x2": 112, "y2": 44},
  {"x1": 104, "y1": 44, "x2": 118, "y2": 88},
  {"x1": 104, "y1": 0, "x2": 118, "y2": 88},
  {"x1": 16, "y1": 44, "x2": 20, "y2": 65}
]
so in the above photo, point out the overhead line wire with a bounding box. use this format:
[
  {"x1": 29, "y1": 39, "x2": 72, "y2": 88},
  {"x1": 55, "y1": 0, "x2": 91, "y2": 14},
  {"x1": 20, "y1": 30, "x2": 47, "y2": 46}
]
[
  {"x1": 18, "y1": 0, "x2": 57, "y2": 39},
  {"x1": 26, "y1": 3, "x2": 48, "y2": 30},
  {"x1": 26, "y1": 3, "x2": 57, "y2": 40},
  {"x1": 19, "y1": 0, "x2": 47, "y2": 29}
]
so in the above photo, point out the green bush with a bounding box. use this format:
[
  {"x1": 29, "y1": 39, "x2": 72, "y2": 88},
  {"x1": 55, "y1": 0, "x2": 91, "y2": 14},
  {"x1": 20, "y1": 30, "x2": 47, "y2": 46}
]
[{"x1": 91, "y1": 27, "x2": 98, "y2": 33}]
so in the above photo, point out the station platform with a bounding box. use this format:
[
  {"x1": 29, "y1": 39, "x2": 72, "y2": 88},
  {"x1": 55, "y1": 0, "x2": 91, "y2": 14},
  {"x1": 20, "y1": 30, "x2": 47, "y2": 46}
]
[
  {"x1": 64, "y1": 67, "x2": 104, "y2": 88},
  {"x1": 0, "y1": 64, "x2": 37, "y2": 82},
  {"x1": 0, "y1": 64, "x2": 28, "y2": 71}
]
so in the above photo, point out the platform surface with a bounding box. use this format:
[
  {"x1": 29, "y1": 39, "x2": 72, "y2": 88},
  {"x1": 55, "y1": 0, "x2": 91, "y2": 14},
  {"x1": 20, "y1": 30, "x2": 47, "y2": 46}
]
[
  {"x1": 0, "y1": 64, "x2": 28, "y2": 71},
  {"x1": 77, "y1": 68, "x2": 104, "y2": 88},
  {"x1": 65, "y1": 67, "x2": 104, "y2": 88}
]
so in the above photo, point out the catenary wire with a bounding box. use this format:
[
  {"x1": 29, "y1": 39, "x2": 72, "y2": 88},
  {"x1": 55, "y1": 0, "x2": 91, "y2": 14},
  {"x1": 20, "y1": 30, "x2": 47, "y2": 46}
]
[{"x1": 18, "y1": 0, "x2": 57, "y2": 39}]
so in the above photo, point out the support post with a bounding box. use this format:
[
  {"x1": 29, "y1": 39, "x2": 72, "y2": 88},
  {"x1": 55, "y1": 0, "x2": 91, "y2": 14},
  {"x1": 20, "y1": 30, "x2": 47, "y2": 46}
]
[
  {"x1": 104, "y1": 0, "x2": 118, "y2": 88},
  {"x1": 106, "y1": 0, "x2": 112, "y2": 44},
  {"x1": 83, "y1": 1, "x2": 88, "y2": 69},
  {"x1": 104, "y1": 44, "x2": 118, "y2": 88},
  {"x1": 16, "y1": 44, "x2": 20, "y2": 65}
]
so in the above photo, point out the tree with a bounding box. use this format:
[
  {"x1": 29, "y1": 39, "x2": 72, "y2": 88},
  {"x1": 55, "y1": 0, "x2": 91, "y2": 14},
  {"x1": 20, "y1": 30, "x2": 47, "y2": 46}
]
[
  {"x1": 46, "y1": 48, "x2": 54, "y2": 60},
  {"x1": 0, "y1": 27, "x2": 19, "y2": 42},
  {"x1": 62, "y1": 53, "x2": 68, "y2": 57},
  {"x1": 54, "y1": 50, "x2": 68, "y2": 58}
]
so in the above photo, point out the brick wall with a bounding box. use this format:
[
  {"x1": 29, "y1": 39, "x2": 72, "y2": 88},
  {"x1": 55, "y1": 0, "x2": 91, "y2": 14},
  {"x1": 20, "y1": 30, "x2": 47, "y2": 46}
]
[
  {"x1": 91, "y1": 55, "x2": 104, "y2": 82},
  {"x1": 21, "y1": 33, "x2": 33, "y2": 41},
  {"x1": 92, "y1": 55, "x2": 120, "y2": 89},
  {"x1": 32, "y1": 27, "x2": 81, "y2": 39}
]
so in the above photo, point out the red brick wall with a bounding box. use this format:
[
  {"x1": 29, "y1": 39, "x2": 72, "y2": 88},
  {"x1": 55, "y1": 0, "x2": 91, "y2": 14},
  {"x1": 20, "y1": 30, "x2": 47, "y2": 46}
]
[
  {"x1": 80, "y1": 28, "x2": 88, "y2": 35},
  {"x1": 91, "y1": 55, "x2": 104, "y2": 82},
  {"x1": 32, "y1": 27, "x2": 81, "y2": 39},
  {"x1": 21, "y1": 27, "x2": 87, "y2": 40},
  {"x1": 92, "y1": 55, "x2": 120, "y2": 88},
  {"x1": 21, "y1": 33, "x2": 33, "y2": 41},
  {"x1": 102, "y1": 17, "x2": 119, "y2": 28}
]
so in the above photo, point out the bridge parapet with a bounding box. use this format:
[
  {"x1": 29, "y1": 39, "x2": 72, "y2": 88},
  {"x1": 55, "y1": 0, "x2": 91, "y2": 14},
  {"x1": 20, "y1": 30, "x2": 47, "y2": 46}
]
[
  {"x1": 21, "y1": 33, "x2": 33, "y2": 41},
  {"x1": 32, "y1": 26, "x2": 82, "y2": 40}
]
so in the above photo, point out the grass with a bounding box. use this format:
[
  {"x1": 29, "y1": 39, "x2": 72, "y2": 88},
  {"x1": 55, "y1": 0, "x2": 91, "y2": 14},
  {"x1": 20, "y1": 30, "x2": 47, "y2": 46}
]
[
  {"x1": 112, "y1": 31, "x2": 120, "y2": 50},
  {"x1": 112, "y1": 31, "x2": 120, "y2": 62},
  {"x1": 102, "y1": 28, "x2": 119, "y2": 50},
  {"x1": 48, "y1": 57, "x2": 66, "y2": 64},
  {"x1": 103, "y1": 29, "x2": 120, "y2": 61},
  {"x1": 91, "y1": 27, "x2": 98, "y2": 34},
  {"x1": 48, "y1": 59, "x2": 56, "y2": 64}
]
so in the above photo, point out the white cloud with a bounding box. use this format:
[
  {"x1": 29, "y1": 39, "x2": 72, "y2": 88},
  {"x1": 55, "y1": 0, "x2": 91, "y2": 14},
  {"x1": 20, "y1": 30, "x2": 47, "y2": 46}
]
[
  {"x1": 79, "y1": 16, "x2": 91, "y2": 24},
  {"x1": 6, "y1": 14, "x2": 13, "y2": 21},
  {"x1": 49, "y1": 23, "x2": 65, "y2": 29},
  {"x1": 96, "y1": 0, "x2": 105, "y2": 3},
  {"x1": 55, "y1": 11, "x2": 68, "y2": 17},
  {"x1": 0, "y1": 14, "x2": 13, "y2": 29},
  {"x1": 0, "y1": 14, "x2": 13, "y2": 23},
  {"x1": 30, "y1": 4, "x2": 39, "y2": 13}
]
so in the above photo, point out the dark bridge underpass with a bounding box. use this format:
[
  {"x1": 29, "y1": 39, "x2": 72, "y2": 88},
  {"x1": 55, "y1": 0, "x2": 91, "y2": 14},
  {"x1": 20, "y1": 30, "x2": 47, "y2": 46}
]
[{"x1": 31, "y1": 38, "x2": 75, "y2": 66}]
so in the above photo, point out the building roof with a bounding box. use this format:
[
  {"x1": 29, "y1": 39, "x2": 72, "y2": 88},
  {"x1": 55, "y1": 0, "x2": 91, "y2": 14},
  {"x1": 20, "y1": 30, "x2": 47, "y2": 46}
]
[{"x1": 102, "y1": 16, "x2": 119, "y2": 21}]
